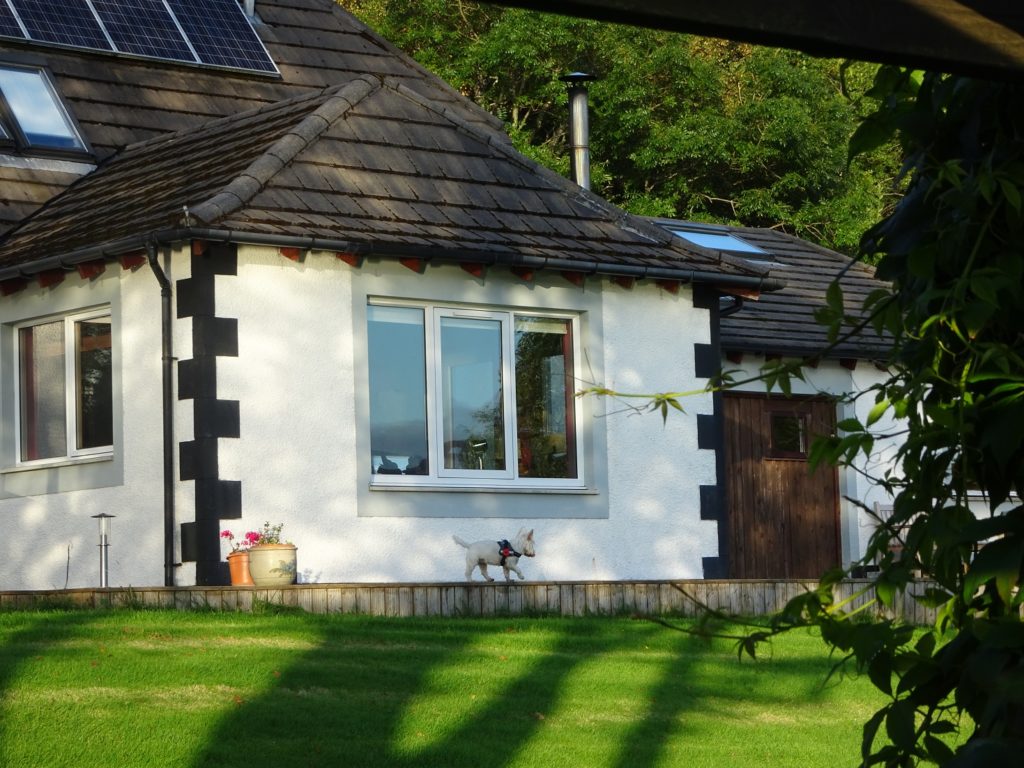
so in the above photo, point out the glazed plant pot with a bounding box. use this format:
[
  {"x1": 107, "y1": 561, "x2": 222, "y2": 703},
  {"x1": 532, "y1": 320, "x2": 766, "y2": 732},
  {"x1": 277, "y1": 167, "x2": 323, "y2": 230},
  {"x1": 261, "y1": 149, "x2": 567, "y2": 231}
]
[
  {"x1": 247, "y1": 543, "x2": 297, "y2": 587},
  {"x1": 226, "y1": 550, "x2": 254, "y2": 586}
]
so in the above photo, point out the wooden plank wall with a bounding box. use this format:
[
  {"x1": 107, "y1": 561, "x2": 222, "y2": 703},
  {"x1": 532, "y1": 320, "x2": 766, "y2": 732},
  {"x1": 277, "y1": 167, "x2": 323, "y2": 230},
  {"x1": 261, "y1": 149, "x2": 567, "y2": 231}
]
[{"x1": 0, "y1": 580, "x2": 937, "y2": 624}]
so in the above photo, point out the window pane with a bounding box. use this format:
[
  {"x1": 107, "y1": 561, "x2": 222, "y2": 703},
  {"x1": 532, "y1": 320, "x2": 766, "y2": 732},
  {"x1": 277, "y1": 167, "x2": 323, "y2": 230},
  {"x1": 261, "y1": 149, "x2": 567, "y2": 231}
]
[
  {"x1": 670, "y1": 229, "x2": 765, "y2": 254},
  {"x1": 367, "y1": 306, "x2": 429, "y2": 475},
  {"x1": 515, "y1": 316, "x2": 577, "y2": 478},
  {"x1": 19, "y1": 321, "x2": 66, "y2": 461},
  {"x1": 76, "y1": 318, "x2": 113, "y2": 450},
  {"x1": 440, "y1": 316, "x2": 505, "y2": 471},
  {"x1": 0, "y1": 68, "x2": 84, "y2": 150},
  {"x1": 770, "y1": 412, "x2": 807, "y2": 457}
]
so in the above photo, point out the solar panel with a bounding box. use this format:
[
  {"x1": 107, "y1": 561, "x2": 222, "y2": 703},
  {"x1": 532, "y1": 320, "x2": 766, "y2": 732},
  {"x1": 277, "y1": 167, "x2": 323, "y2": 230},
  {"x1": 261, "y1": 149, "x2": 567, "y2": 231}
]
[
  {"x1": 91, "y1": 0, "x2": 194, "y2": 62},
  {"x1": 0, "y1": 2, "x2": 26, "y2": 39},
  {"x1": 0, "y1": 0, "x2": 277, "y2": 75},
  {"x1": 11, "y1": 0, "x2": 111, "y2": 50},
  {"x1": 166, "y1": 0, "x2": 277, "y2": 73}
]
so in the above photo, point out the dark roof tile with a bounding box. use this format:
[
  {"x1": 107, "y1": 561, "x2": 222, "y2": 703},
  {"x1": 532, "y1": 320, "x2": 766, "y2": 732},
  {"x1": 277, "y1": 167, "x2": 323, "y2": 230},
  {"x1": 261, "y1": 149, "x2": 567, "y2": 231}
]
[{"x1": 0, "y1": 0, "x2": 766, "y2": 289}]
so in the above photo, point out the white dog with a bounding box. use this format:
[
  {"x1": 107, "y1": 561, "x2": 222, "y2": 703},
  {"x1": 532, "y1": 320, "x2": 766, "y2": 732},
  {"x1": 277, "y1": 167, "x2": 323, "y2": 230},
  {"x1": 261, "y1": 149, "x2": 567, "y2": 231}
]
[{"x1": 453, "y1": 528, "x2": 536, "y2": 582}]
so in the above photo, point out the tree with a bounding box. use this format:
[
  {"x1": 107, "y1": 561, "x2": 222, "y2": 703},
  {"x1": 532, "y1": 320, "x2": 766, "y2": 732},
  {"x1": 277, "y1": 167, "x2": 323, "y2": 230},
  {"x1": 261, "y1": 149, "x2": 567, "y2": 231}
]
[
  {"x1": 341, "y1": 0, "x2": 900, "y2": 254},
  {"x1": 590, "y1": 69, "x2": 1024, "y2": 767},
  {"x1": 811, "y1": 70, "x2": 1024, "y2": 767}
]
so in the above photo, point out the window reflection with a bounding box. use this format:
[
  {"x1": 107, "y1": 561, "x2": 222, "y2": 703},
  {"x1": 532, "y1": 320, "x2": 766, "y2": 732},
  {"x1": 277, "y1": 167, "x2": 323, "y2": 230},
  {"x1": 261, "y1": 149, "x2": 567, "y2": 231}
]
[
  {"x1": 19, "y1": 321, "x2": 66, "y2": 461},
  {"x1": 439, "y1": 316, "x2": 505, "y2": 471},
  {"x1": 77, "y1": 319, "x2": 112, "y2": 450},
  {"x1": 515, "y1": 316, "x2": 576, "y2": 478},
  {"x1": 0, "y1": 67, "x2": 86, "y2": 150},
  {"x1": 367, "y1": 305, "x2": 429, "y2": 475}
]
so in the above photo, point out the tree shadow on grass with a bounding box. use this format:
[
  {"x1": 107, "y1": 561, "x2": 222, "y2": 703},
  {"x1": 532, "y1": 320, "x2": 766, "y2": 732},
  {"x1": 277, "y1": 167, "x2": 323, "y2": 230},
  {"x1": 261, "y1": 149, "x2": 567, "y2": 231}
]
[
  {"x1": 189, "y1": 615, "x2": 753, "y2": 768},
  {"x1": 0, "y1": 609, "x2": 873, "y2": 768},
  {"x1": 0, "y1": 608, "x2": 107, "y2": 767}
]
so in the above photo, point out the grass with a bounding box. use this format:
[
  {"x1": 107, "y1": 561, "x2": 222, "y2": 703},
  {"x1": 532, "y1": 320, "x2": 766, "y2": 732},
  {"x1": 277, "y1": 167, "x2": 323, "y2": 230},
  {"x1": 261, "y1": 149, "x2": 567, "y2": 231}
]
[{"x1": 0, "y1": 609, "x2": 886, "y2": 768}]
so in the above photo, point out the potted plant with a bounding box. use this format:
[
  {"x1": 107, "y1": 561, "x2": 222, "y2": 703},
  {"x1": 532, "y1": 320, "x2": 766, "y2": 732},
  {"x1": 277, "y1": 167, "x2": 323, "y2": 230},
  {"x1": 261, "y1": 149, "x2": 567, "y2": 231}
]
[
  {"x1": 220, "y1": 529, "x2": 259, "y2": 586},
  {"x1": 245, "y1": 522, "x2": 297, "y2": 587}
]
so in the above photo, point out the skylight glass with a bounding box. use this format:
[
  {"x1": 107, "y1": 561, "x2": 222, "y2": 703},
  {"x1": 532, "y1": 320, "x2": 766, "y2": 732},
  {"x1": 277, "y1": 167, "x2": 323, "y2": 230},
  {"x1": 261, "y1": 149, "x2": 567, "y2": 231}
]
[
  {"x1": 0, "y1": 66, "x2": 86, "y2": 151},
  {"x1": 671, "y1": 229, "x2": 766, "y2": 254}
]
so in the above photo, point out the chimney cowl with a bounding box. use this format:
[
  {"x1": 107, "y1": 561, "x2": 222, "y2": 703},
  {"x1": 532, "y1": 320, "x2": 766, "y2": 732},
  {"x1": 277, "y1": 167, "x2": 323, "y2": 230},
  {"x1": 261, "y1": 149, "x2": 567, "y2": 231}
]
[{"x1": 560, "y1": 72, "x2": 597, "y2": 85}]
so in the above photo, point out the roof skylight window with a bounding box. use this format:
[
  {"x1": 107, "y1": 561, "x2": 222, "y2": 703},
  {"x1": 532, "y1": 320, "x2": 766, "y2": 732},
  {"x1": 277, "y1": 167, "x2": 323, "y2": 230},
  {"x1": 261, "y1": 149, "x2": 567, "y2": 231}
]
[
  {"x1": 0, "y1": 65, "x2": 87, "y2": 153},
  {"x1": 670, "y1": 228, "x2": 766, "y2": 254}
]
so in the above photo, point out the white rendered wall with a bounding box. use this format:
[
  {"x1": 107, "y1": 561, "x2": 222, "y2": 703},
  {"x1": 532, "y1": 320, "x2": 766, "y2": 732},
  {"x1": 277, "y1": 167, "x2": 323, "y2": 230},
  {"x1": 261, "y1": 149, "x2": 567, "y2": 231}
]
[
  {"x1": 215, "y1": 247, "x2": 718, "y2": 584},
  {"x1": 0, "y1": 252, "x2": 182, "y2": 591},
  {"x1": 597, "y1": 284, "x2": 718, "y2": 579},
  {"x1": 1, "y1": 246, "x2": 719, "y2": 590},
  {"x1": 726, "y1": 357, "x2": 899, "y2": 565}
]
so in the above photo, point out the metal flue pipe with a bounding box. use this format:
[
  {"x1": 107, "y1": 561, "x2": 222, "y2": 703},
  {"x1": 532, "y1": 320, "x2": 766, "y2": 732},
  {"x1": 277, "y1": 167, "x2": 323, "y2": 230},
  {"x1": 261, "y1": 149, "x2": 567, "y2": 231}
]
[{"x1": 560, "y1": 72, "x2": 596, "y2": 190}]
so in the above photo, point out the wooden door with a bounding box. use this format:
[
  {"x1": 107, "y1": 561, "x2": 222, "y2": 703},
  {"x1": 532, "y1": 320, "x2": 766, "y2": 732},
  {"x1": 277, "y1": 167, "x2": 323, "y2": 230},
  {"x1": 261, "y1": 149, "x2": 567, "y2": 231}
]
[{"x1": 723, "y1": 393, "x2": 840, "y2": 579}]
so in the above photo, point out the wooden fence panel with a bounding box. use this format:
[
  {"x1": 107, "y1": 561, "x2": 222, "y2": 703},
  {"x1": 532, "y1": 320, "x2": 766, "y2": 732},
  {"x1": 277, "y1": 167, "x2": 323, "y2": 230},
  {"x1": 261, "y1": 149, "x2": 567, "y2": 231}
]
[{"x1": 0, "y1": 580, "x2": 936, "y2": 624}]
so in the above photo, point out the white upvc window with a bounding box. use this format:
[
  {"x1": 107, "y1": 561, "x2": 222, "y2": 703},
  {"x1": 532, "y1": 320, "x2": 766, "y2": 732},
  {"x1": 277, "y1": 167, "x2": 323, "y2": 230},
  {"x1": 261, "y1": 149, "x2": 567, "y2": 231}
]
[
  {"x1": 367, "y1": 300, "x2": 582, "y2": 489},
  {"x1": 15, "y1": 308, "x2": 113, "y2": 465}
]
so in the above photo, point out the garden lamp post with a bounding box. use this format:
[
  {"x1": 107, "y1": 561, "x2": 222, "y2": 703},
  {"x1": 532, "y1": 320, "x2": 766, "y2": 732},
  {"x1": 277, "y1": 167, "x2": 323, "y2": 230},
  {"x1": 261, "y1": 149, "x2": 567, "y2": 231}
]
[{"x1": 92, "y1": 513, "x2": 115, "y2": 588}]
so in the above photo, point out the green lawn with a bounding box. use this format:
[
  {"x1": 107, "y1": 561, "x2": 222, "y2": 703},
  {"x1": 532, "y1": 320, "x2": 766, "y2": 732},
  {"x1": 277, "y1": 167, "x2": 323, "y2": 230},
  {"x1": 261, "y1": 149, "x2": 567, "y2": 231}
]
[{"x1": 0, "y1": 608, "x2": 885, "y2": 768}]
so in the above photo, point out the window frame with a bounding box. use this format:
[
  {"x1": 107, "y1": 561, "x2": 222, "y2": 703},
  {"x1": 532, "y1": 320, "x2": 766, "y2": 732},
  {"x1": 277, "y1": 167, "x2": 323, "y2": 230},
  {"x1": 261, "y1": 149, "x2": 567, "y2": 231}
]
[
  {"x1": 0, "y1": 63, "x2": 90, "y2": 158},
  {"x1": 13, "y1": 306, "x2": 113, "y2": 468},
  {"x1": 368, "y1": 298, "x2": 585, "y2": 490}
]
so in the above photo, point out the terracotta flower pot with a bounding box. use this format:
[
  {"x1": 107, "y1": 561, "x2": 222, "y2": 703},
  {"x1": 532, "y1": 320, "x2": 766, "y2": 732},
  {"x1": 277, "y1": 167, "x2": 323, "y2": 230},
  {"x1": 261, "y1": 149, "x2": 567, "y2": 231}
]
[
  {"x1": 226, "y1": 550, "x2": 254, "y2": 586},
  {"x1": 248, "y1": 543, "x2": 297, "y2": 587}
]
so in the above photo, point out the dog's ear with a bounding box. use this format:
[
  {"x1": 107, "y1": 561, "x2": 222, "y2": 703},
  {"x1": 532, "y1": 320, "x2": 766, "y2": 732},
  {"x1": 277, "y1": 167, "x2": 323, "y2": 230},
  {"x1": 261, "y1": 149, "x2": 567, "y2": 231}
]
[{"x1": 527, "y1": 529, "x2": 534, "y2": 540}]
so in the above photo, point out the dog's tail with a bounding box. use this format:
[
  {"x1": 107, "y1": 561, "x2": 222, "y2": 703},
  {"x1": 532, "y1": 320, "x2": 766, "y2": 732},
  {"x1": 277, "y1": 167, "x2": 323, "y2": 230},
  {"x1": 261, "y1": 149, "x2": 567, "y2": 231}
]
[{"x1": 452, "y1": 535, "x2": 469, "y2": 549}]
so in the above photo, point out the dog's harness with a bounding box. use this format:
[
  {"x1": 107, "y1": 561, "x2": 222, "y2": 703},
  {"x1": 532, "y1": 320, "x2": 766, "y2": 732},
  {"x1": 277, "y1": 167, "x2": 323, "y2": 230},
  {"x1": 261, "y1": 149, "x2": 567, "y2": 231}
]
[{"x1": 497, "y1": 540, "x2": 522, "y2": 566}]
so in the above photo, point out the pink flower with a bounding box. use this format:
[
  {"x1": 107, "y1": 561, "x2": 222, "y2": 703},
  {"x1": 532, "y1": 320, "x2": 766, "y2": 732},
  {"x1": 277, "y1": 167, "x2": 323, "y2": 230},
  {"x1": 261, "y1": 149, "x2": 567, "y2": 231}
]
[{"x1": 221, "y1": 523, "x2": 288, "y2": 554}]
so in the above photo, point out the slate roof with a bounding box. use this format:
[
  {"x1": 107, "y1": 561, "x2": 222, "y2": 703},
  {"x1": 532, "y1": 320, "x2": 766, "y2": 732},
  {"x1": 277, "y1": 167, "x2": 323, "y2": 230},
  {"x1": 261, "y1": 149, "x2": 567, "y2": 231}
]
[
  {"x1": 0, "y1": 0, "x2": 503, "y2": 236},
  {"x1": 654, "y1": 221, "x2": 891, "y2": 360},
  {"x1": 0, "y1": 12, "x2": 773, "y2": 289}
]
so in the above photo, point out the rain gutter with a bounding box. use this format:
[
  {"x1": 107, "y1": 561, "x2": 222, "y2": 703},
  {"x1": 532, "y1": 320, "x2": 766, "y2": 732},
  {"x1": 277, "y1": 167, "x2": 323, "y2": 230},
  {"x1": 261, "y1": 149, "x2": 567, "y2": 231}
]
[{"x1": 0, "y1": 228, "x2": 786, "y2": 293}]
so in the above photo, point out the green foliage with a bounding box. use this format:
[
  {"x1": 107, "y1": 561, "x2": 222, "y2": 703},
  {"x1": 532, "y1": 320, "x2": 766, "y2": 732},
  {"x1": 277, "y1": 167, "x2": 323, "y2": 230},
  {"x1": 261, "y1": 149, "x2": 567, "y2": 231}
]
[
  {"x1": 735, "y1": 71, "x2": 1024, "y2": 766},
  {"x1": 577, "y1": 65, "x2": 1023, "y2": 766},
  {"x1": 340, "y1": 0, "x2": 901, "y2": 255}
]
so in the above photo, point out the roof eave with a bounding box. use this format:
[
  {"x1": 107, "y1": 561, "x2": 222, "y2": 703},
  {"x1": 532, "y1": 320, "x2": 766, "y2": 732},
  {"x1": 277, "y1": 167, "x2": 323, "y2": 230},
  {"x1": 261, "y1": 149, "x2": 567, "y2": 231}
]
[{"x1": 0, "y1": 227, "x2": 785, "y2": 293}]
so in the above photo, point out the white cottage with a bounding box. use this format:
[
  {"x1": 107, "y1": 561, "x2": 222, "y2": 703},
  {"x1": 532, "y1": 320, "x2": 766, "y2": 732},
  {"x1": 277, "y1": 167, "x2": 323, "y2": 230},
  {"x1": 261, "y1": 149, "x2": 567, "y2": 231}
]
[
  {"x1": 1, "y1": 0, "x2": 901, "y2": 592},
  {"x1": 0, "y1": 0, "x2": 794, "y2": 590}
]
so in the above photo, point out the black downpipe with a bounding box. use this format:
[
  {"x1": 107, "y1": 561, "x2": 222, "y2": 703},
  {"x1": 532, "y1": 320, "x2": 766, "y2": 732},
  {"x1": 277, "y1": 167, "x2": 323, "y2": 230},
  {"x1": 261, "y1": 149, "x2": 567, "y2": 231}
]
[
  {"x1": 146, "y1": 243, "x2": 176, "y2": 587},
  {"x1": 720, "y1": 294, "x2": 745, "y2": 317}
]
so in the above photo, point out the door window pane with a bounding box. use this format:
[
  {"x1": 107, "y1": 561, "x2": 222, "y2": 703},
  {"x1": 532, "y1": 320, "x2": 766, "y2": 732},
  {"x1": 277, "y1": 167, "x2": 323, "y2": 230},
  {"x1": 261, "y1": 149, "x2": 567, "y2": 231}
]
[
  {"x1": 367, "y1": 306, "x2": 429, "y2": 475},
  {"x1": 439, "y1": 316, "x2": 505, "y2": 472},
  {"x1": 769, "y1": 412, "x2": 807, "y2": 458},
  {"x1": 19, "y1": 321, "x2": 67, "y2": 461},
  {"x1": 515, "y1": 316, "x2": 576, "y2": 478}
]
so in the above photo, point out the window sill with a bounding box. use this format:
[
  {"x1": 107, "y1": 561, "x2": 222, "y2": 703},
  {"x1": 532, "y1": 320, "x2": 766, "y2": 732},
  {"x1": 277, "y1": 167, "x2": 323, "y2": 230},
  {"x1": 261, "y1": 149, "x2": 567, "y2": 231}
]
[
  {"x1": 369, "y1": 482, "x2": 598, "y2": 495},
  {"x1": 1, "y1": 453, "x2": 114, "y2": 474}
]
